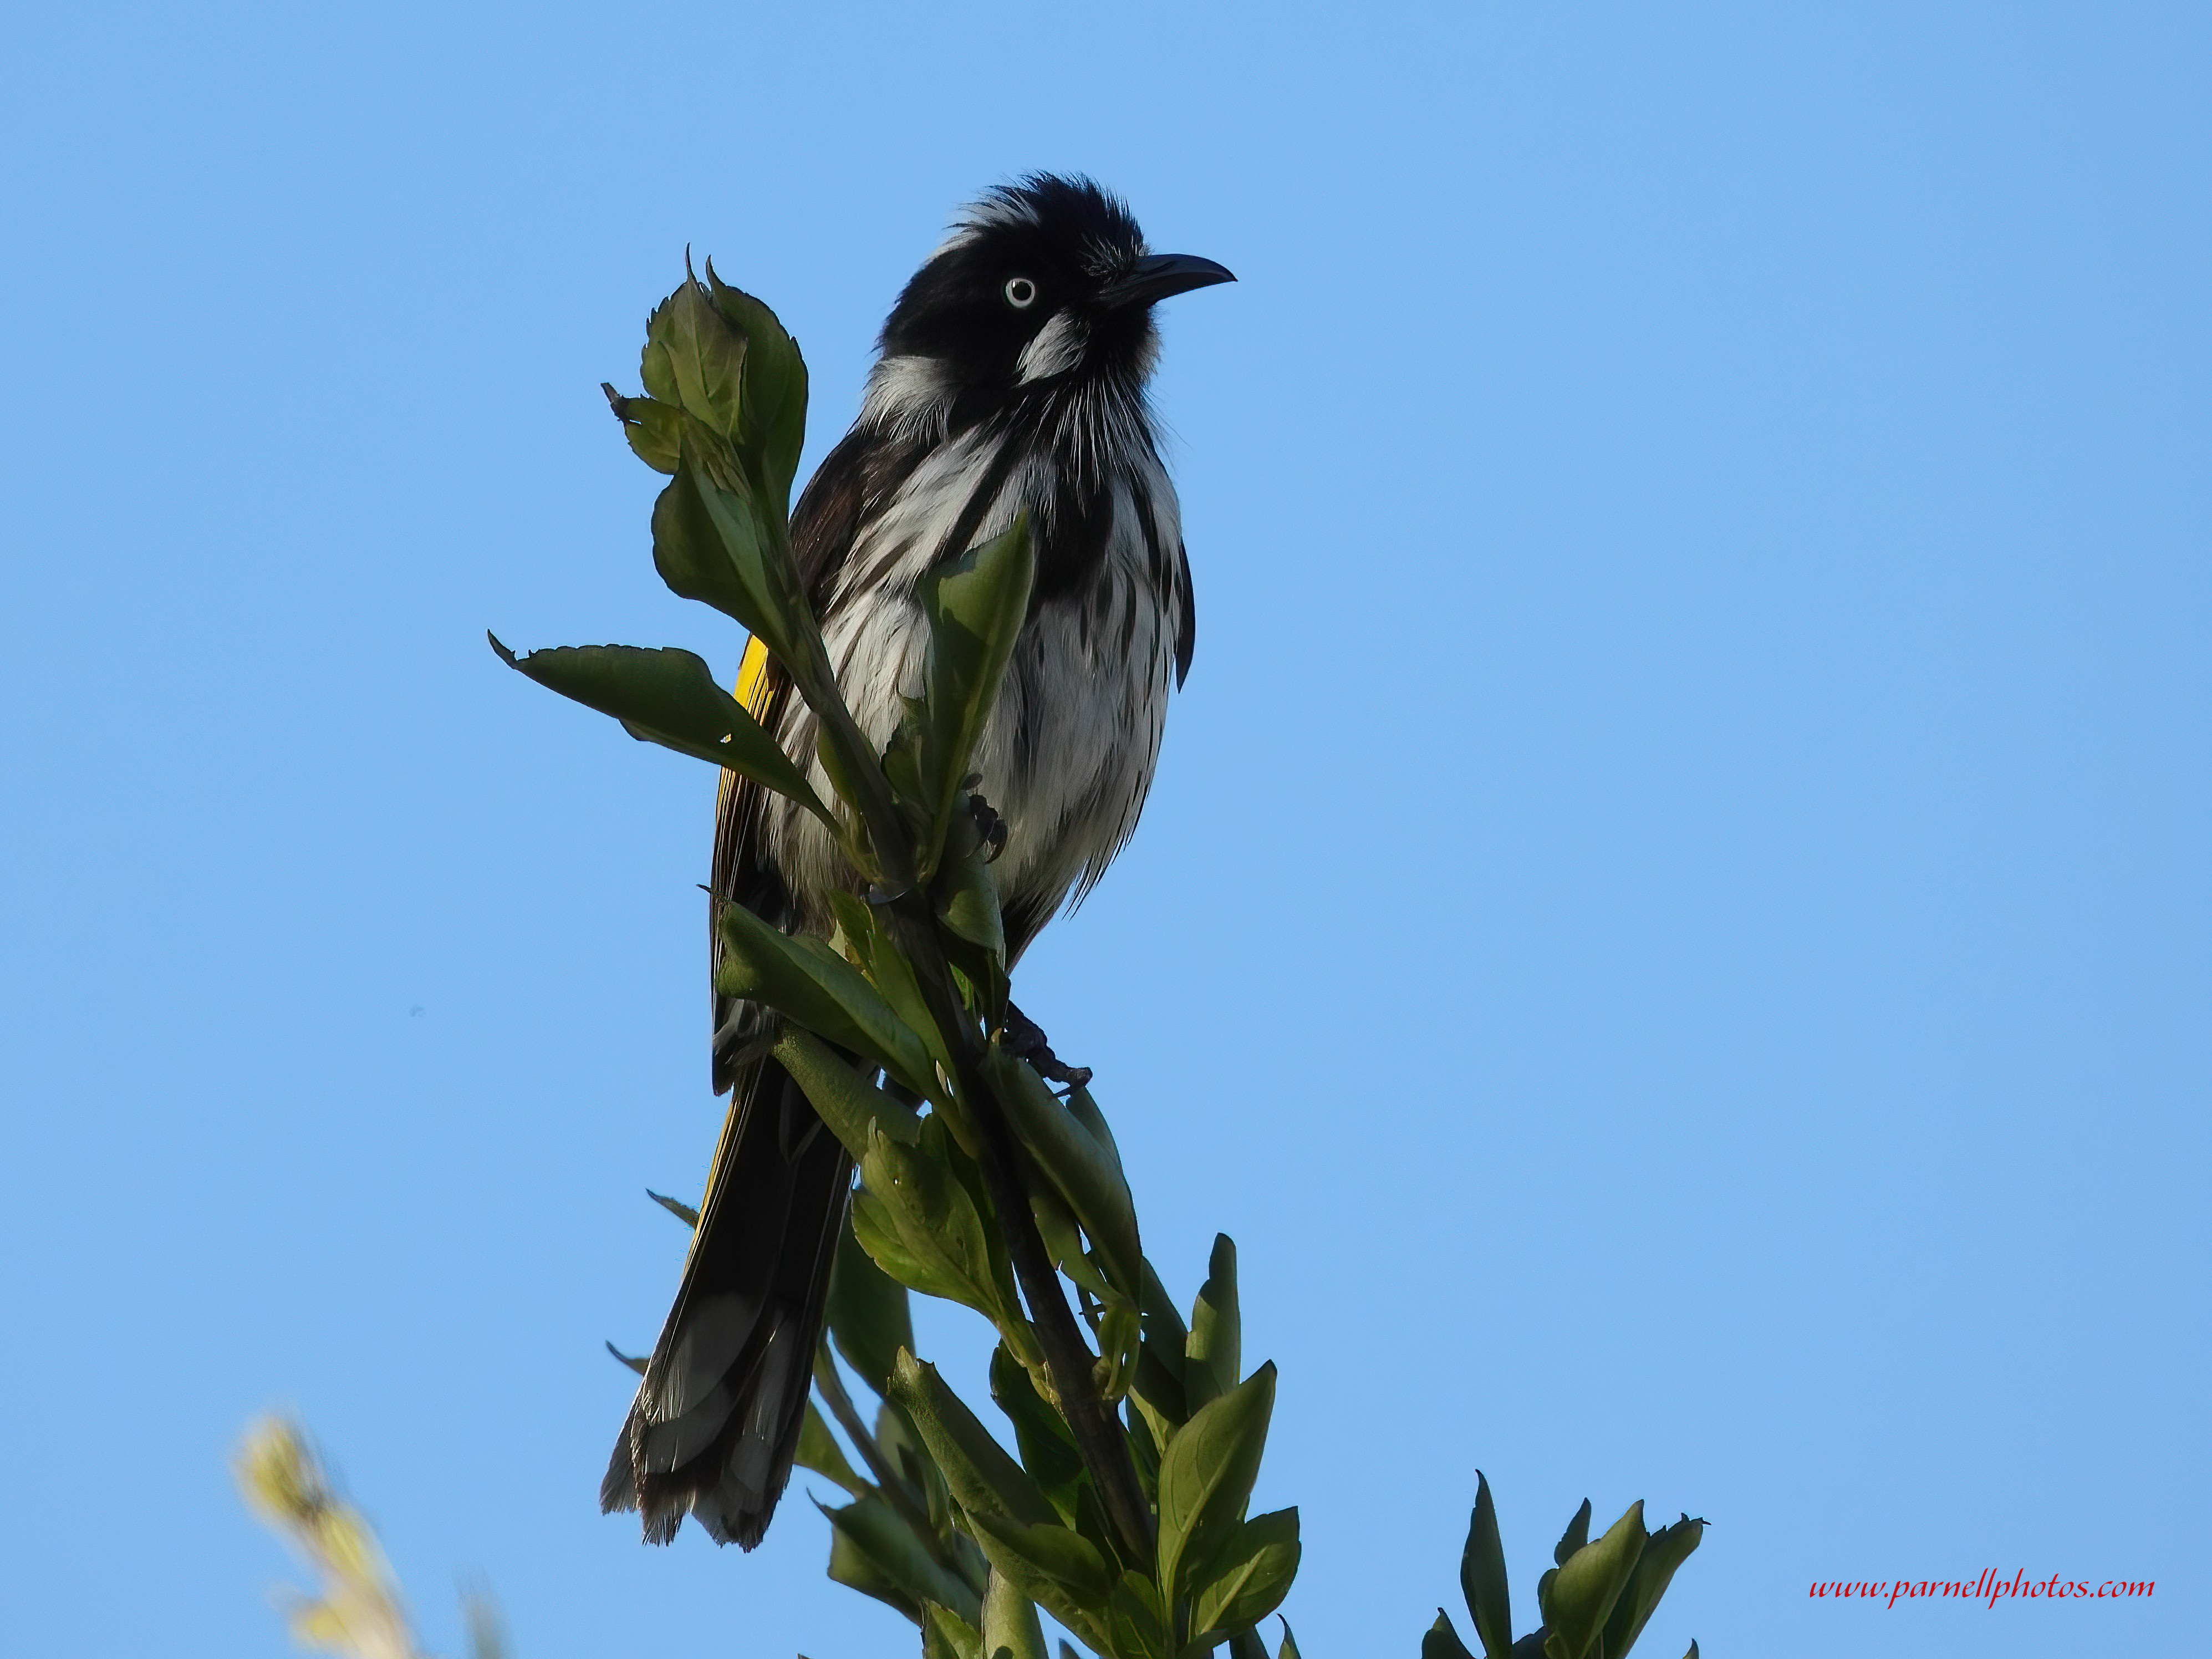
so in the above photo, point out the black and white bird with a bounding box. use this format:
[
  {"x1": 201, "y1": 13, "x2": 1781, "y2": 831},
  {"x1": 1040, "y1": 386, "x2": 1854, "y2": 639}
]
[{"x1": 600, "y1": 176, "x2": 1233, "y2": 1548}]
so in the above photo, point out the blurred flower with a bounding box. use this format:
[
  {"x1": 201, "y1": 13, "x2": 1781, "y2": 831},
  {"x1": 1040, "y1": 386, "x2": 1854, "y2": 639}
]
[{"x1": 233, "y1": 1417, "x2": 421, "y2": 1659}]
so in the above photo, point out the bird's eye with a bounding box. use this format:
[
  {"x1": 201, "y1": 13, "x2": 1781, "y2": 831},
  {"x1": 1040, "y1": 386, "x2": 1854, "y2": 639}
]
[{"x1": 1003, "y1": 276, "x2": 1038, "y2": 309}]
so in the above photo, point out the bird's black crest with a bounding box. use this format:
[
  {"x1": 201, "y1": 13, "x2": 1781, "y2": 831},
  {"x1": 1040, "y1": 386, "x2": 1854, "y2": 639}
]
[{"x1": 878, "y1": 174, "x2": 1152, "y2": 381}]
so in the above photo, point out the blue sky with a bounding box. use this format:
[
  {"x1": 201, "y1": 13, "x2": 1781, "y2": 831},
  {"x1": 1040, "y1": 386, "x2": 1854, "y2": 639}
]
[{"x1": 1, "y1": 4, "x2": 2203, "y2": 1656}]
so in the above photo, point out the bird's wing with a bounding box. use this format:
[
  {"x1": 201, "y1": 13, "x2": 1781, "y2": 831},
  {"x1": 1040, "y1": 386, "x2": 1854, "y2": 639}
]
[{"x1": 705, "y1": 423, "x2": 893, "y2": 1092}]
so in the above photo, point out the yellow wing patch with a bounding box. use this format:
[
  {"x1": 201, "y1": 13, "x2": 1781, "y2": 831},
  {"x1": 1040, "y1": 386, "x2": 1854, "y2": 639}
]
[
  {"x1": 735, "y1": 634, "x2": 773, "y2": 717},
  {"x1": 721, "y1": 634, "x2": 777, "y2": 821}
]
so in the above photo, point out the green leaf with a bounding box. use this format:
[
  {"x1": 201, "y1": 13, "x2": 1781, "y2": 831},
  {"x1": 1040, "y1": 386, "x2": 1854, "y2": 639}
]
[
  {"x1": 639, "y1": 292, "x2": 680, "y2": 405},
  {"x1": 982, "y1": 1563, "x2": 1052, "y2": 1659},
  {"x1": 1225, "y1": 1631, "x2": 1268, "y2": 1659},
  {"x1": 651, "y1": 273, "x2": 746, "y2": 440},
  {"x1": 1184, "y1": 1235, "x2": 1240, "y2": 1416},
  {"x1": 824, "y1": 889, "x2": 958, "y2": 1085},
  {"x1": 773, "y1": 1025, "x2": 925, "y2": 1158},
  {"x1": 1553, "y1": 1500, "x2": 1592, "y2": 1568},
  {"x1": 889, "y1": 1351, "x2": 1057, "y2": 1529},
  {"x1": 797, "y1": 1402, "x2": 869, "y2": 1500},
  {"x1": 988, "y1": 1345, "x2": 1085, "y2": 1504},
  {"x1": 604, "y1": 386, "x2": 683, "y2": 474},
  {"x1": 715, "y1": 903, "x2": 934, "y2": 1095},
  {"x1": 1422, "y1": 1611, "x2": 1477, "y2": 1659},
  {"x1": 644, "y1": 1188, "x2": 698, "y2": 1228},
  {"x1": 821, "y1": 1493, "x2": 982, "y2": 1627},
  {"x1": 1029, "y1": 1184, "x2": 1115, "y2": 1303},
  {"x1": 604, "y1": 1340, "x2": 646, "y2": 1375},
  {"x1": 874, "y1": 1396, "x2": 953, "y2": 1533},
  {"x1": 649, "y1": 460, "x2": 774, "y2": 642},
  {"x1": 933, "y1": 801, "x2": 1008, "y2": 965},
  {"x1": 1156, "y1": 1362, "x2": 1276, "y2": 1605},
  {"x1": 1542, "y1": 1502, "x2": 1645, "y2": 1659},
  {"x1": 1276, "y1": 1621, "x2": 1301, "y2": 1659},
  {"x1": 852, "y1": 1121, "x2": 1003, "y2": 1321},
  {"x1": 924, "y1": 1604, "x2": 985, "y2": 1659},
  {"x1": 911, "y1": 520, "x2": 1035, "y2": 877},
  {"x1": 1105, "y1": 1571, "x2": 1169, "y2": 1659},
  {"x1": 826, "y1": 1212, "x2": 915, "y2": 1398},
  {"x1": 982, "y1": 1046, "x2": 1143, "y2": 1301},
  {"x1": 1460, "y1": 1473, "x2": 1512, "y2": 1658},
  {"x1": 1133, "y1": 1260, "x2": 1190, "y2": 1431},
  {"x1": 1598, "y1": 1514, "x2": 1703, "y2": 1659},
  {"x1": 488, "y1": 638, "x2": 830, "y2": 820},
  {"x1": 1097, "y1": 1299, "x2": 1141, "y2": 1403},
  {"x1": 702, "y1": 260, "x2": 809, "y2": 513},
  {"x1": 965, "y1": 1512, "x2": 1115, "y2": 1654},
  {"x1": 1189, "y1": 1508, "x2": 1300, "y2": 1640}
]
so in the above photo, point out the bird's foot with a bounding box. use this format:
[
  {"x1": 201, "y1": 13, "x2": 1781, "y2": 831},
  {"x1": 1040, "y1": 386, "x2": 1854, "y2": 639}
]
[
  {"x1": 962, "y1": 779, "x2": 1008, "y2": 863},
  {"x1": 1002, "y1": 1001, "x2": 1092, "y2": 1090}
]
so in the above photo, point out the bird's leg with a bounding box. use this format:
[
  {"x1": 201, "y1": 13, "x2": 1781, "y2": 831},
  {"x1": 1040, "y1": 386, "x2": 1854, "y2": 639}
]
[{"x1": 1002, "y1": 1001, "x2": 1093, "y2": 1090}]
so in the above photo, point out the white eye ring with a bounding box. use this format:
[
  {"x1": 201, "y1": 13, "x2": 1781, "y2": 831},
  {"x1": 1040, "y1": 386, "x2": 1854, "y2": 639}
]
[{"x1": 1003, "y1": 276, "x2": 1038, "y2": 309}]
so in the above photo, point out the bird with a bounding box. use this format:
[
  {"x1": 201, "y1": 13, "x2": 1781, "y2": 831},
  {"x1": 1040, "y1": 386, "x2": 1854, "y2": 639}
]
[{"x1": 600, "y1": 174, "x2": 1233, "y2": 1548}]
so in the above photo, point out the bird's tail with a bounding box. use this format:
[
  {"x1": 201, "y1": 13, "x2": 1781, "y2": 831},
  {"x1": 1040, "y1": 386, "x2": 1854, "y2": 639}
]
[{"x1": 601, "y1": 1052, "x2": 853, "y2": 1547}]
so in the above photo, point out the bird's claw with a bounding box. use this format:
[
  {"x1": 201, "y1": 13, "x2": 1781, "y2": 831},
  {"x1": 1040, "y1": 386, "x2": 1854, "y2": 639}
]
[{"x1": 1002, "y1": 1002, "x2": 1092, "y2": 1090}]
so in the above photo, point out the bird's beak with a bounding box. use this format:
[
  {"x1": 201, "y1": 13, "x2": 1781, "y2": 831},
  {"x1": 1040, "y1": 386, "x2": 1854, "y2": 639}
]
[{"x1": 1098, "y1": 253, "x2": 1237, "y2": 310}]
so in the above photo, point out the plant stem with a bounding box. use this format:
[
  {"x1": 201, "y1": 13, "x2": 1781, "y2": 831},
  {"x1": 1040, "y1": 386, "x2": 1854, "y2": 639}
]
[
  {"x1": 882, "y1": 893, "x2": 1158, "y2": 1566},
  {"x1": 780, "y1": 561, "x2": 1154, "y2": 1566}
]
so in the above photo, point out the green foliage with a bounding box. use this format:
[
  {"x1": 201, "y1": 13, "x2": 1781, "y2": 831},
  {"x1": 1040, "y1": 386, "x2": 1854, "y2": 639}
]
[
  {"x1": 1428, "y1": 1487, "x2": 1703, "y2": 1659},
  {"x1": 487, "y1": 637, "x2": 830, "y2": 821},
  {"x1": 486, "y1": 258, "x2": 1706, "y2": 1659}
]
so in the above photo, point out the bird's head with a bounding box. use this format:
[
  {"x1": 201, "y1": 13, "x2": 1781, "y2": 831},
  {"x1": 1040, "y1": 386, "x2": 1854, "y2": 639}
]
[{"x1": 867, "y1": 175, "x2": 1233, "y2": 430}]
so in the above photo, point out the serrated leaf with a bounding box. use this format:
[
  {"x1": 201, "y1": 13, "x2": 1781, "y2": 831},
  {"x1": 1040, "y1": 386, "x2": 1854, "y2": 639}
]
[
  {"x1": 1598, "y1": 1513, "x2": 1703, "y2": 1659},
  {"x1": 639, "y1": 293, "x2": 680, "y2": 404},
  {"x1": 488, "y1": 638, "x2": 830, "y2": 820},
  {"x1": 826, "y1": 1212, "x2": 915, "y2": 1398},
  {"x1": 1543, "y1": 1502, "x2": 1645, "y2": 1659},
  {"x1": 1156, "y1": 1362, "x2": 1275, "y2": 1604},
  {"x1": 1184, "y1": 1235, "x2": 1240, "y2": 1415},
  {"x1": 797, "y1": 1402, "x2": 869, "y2": 1499},
  {"x1": 1189, "y1": 1508, "x2": 1300, "y2": 1641},
  {"x1": 702, "y1": 261, "x2": 809, "y2": 513},
  {"x1": 654, "y1": 274, "x2": 746, "y2": 440},
  {"x1": 715, "y1": 903, "x2": 932, "y2": 1094},
  {"x1": 1461, "y1": 1472, "x2": 1512, "y2": 1658}
]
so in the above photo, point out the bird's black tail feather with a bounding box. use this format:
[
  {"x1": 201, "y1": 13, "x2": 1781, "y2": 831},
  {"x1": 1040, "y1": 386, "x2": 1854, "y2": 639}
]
[{"x1": 602, "y1": 1052, "x2": 852, "y2": 1547}]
